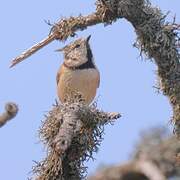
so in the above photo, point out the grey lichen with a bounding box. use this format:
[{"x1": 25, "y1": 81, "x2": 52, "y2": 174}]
[
  {"x1": 32, "y1": 99, "x2": 120, "y2": 180},
  {"x1": 134, "y1": 127, "x2": 180, "y2": 178},
  {"x1": 10, "y1": 0, "x2": 180, "y2": 139},
  {"x1": 97, "y1": 0, "x2": 180, "y2": 137},
  {"x1": 88, "y1": 127, "x2": 180, "y2": 180}
]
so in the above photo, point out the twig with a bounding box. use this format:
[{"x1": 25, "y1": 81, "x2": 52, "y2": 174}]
[
  {"x1": 10, "y1": 13, "x2": 104, "y2": 68},
  {"x1": 10, "y1": 34, "x2": 56, "y2": 68},
  {"x1": 0, "y1": 102, "x2": 18, "y2": 128}
]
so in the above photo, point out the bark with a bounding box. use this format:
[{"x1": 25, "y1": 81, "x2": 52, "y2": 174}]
[
  {"x1": 32, "y1": 101, "x2": 120, "y2": 180},
  {"x1": 10, "y1": 0, "x2": 180, "y2": 138},
  {"x1": 88, "y1": 128, "x2": 180, "y2": 180}
]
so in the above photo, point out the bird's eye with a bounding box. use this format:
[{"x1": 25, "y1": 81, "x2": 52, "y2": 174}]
[{"x1": 74, "y1": 44, "x2": 80, "y2": 49}]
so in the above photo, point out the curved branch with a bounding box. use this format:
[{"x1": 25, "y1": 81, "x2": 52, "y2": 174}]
[
  {"x1": 10, "y1": 1, "x2": 180, "y2": 136},
  {"x1": 10, "y1": 1, "x2": 180, "y2": 178}
]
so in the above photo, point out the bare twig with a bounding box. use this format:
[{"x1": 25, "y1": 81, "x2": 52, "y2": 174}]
[
  {"x1": 10, "y1": 13, "x2": 103, "y2": 68},
  {"x1": 10, "y1": 34, "x2": 56, "y2": 68},
  {"x1": 0, "y1": 102, "x2": 18, "y2": 128}
]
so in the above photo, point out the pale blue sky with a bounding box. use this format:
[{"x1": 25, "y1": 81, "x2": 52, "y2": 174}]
[{"x1": 0, "y1": 1, "x2": 179, "y2": 179}]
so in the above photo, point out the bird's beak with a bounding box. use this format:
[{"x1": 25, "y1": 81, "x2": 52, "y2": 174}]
[{"x1": 86, "y1": 35, "x2": 91, "y2": 42}]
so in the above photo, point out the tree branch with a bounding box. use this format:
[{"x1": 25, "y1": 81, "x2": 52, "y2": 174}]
[
  {"x1": 135, "y1": 160, "x2": 166, "y2": 180},
  {"x1": 88, "y1": 127, "x2": 180, "y2": 180},
  {"x1": 0, "y1": 102, "x2": 18, "y2": 128},
  {"x1": 9, "y1": 0, "x2": 180, "y2": 178},
  {"x1": 10, "y1": 0, "x2": 122, "y2": 68},
  {"x1": 10, "y1": 12, "x2": 104, "y2": 68},
  {"x1": 88, "y1": 160, "x2": 166, "y2": 180},
  {"x1": 10, "y1": 34, "x2": 56, "y2": 68},
  {"x1": 32, "y1": 101, "x2": 120, "y2": 180},
  {"x1": 10, "y1": 0, "x2": 180, "y2": 139}
]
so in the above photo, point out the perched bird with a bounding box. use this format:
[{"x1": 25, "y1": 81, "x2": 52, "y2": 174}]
[{"x1": 56, "y1": 35, "x2": 100, "y2": 105}]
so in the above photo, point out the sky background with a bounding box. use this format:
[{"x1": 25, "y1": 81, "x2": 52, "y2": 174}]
[{"x1": 0, "y1": 0, "x2": 179, "y2": 179}]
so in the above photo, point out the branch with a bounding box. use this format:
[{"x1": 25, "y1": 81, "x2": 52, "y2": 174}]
[
  {"x1": 32, "y1": 100, "x2": 120, "y2": 180},
  {"x1": 88, "y1": 127, "x2": 180, "y2": 180},
  {"x1": 135, "y1": 160, "x2": 166, "y2": 180},
  {"x1": 115, "y1": 0, "x2": 180, "y2": 137},
  {"x1": 134, "y1": 127, "x2": 180, "y2": 178},
  {"x1": 10, "y1": 0, "x2": 180, "y2": 139},
  {"x1": 9, "y1": 0, "x2": 180, "y2": 178},
  {"x1": 10, "y1": 34, "x2": 56, "y2": 68},
  {"x1": 10, "y1": 0, "x2": 122, "y2": 68},
  {"x1": 0, "y1": 102, "x2": 18, "y2": 128},
  {"x1": 88, "y1": 160, "x2": 166, "y2": 180},
  {"x1": 52, "y1": 105, "x2": 119, "y2": 154},
  {"x1": 10, "y1": 6, "x2": 110, "y2": 68}
]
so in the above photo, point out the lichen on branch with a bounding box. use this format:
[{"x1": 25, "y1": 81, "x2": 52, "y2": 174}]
[
  {"x1": 89, "y1": 127, "x2": 180, "y2": 180},
  {"x1": 32, "y1": 99, "x2": 120, "y2": 180},
  {"x1": 9, "y1": 1, "x2": 180, "y2": 179},
  {"x1": 10, "y1": 0, "x2": 180, "y2": 139}
]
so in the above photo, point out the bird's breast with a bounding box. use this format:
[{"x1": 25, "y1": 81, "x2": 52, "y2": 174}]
[{"x1": 57, "y1": 67, "x2": 100, "y2": 104}]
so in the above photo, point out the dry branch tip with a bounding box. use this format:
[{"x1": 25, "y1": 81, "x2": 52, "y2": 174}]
[{"x1": 0, "y1": 102, "x2": 18, "y2": 128}]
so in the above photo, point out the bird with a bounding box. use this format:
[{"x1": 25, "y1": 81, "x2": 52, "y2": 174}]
[{"x1": 56, "y1": 35, "x2": 100, "y2": 105}]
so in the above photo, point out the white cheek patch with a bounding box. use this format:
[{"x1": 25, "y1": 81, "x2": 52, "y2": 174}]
[
  {"x1": 79, "y1": 46, "x2": 87, "y2": 58},
  {"x1": 65, "y1": 59, "x2": 76, "y2": 67},
  {"x1": 65, "y1": 43, "x2": 89, "y2": 67},
  {"x1": 66, "y1": 59, "x2": 73, "y2": 64}
]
